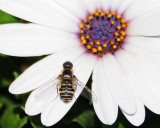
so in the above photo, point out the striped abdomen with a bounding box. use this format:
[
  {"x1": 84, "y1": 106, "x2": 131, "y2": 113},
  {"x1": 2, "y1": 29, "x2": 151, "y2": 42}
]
[{"x1": 59, "y1": 83, "x2": 75, "y2": 103}]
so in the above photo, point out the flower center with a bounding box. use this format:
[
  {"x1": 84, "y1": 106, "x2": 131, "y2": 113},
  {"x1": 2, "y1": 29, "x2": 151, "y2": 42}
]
[{"x1": 79, "y1": 10, "x2": 129, "y2": 57}]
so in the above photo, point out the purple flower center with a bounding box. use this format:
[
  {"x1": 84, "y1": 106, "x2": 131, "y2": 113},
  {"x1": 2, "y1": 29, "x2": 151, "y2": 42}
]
[{"x1": 79, "y1": 10, "x2": 129, "y2": 57}]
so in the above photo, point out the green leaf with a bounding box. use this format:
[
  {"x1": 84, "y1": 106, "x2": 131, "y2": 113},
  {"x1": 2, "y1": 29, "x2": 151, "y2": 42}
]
[
  {"x1": 72, "y1": 110, "x2": 95, "y2": 128},
  {"x1": 31, "y1": 122, "x2": 44, "y2": 128},
  {"x1": 118, "y1": 123, "x2": 125, "y2": 128},
  {"x1": 29, "y1": 116, "x2": 44, "y2": 128},
  {"x1": 0, "y1": 53, "x2": 7, "y2": 57},
  {"x1": 0, "y1": 78, "x2": 11, "y2": 87},
  {"x1": 0, "y1": 106, "x2": 28, "y2": 128},
  {"x1": 0, "y1": 10, "x2": 19, "y2": 24},
  {"x1": 102, "y1": 122, "x2": 124, "y2": 128}
]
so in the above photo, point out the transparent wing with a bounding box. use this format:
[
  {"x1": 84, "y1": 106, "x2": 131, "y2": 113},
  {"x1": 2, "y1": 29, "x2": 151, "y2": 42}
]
[
  {"x1": 35, "y1": 75, "x2": 60, "y2": 101},
  {"x1": 75, "y1": 78, "x2": 97, "y2": 102}
]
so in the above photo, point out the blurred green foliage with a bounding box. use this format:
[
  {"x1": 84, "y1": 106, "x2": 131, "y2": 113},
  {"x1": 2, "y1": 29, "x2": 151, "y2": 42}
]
[{"x1": 1, "y1": 10, "x2": 160, "y2": 128}]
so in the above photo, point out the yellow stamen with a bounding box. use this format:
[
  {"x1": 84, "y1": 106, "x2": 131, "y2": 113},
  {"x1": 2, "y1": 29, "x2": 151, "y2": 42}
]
[
  {"x1": 113, "y1": 45, "x2": 117, "y2": 49},
  {"x1": 87, "y1": 44, "x2": 91, "y2": 49},
  {"x1": 82, "y1": 40, "x2": 87, "y2": 44},
  {"x1": 84, "y1": 19, "x2": 88, "y2": 23},
  {"x1": 121, "y1": 31, "x2": 126, "y2": 36},
  {"x1": 87, "y1": 25, "x2": 91, "y2": 29},
  {"x1": 117, "y1": 38, "x2": 121, "y2": 42},
  {"x1": 81, "y1": 36, "x2": 85, "y2": 40},
  {"x1": 115, "y1": 32, "x2": 119, "y2": 36},
  {"x1": 112, "y1": 12, "x2": 116, "y2": 16},
  {"x1": 105, "y1": 11, "x2": 110, "y2": 15},
  {"x1": 111, "y1": 21, "x2": 115, "y2": 25},
  {"x1": 92, "y1": 48, "x2": 98, "y2": 53},
  {"x1": 120, "y1": 36, "x2": 124, "y2": 40},
  {"x1": 88, "y1": 16, "x2": 93, "y2": 21},
  {"x1": 117, "y1": 15, "x2": 121, "y2": 19},
  {"x1": 121, "y1": 19, "x2": 126, "y2": 24},
  {"x1": 96, "y1": 41, "x2": 101, "y2": 45},
  {"x1": 90, "y1": 42, "x2": 94, "y2": 45},
  {"x1": 117, "y1": 26, "x2": 121, "y2": 30},
  {"x1": 92, "y1": 11, "x2": 96, "y2": 15},
  {"x1": 103, "y1": 43, "x2": 107, "y2": 48},
  {"x1": 108, "y1": 14, "x2": 112, "y2": 18},
  {"x1": 110, "y1": 41, "x2": 114, "y2": 45},
  {"x1": 98, "y1": 46, "x2": 103, "y2": 51},
  {"x1": 80, "y1": 24, "x2": 84, "y2": 29},
  {"x1": 95, "y1": 13, "x2": 99, "y2": 17},
  {"x1": 122, "y1": 24, "x2": 126, "y2": 28},
  {"x1": 86, "y1": 35, "x2": 90, "y2": 39},
  {"x1": 101, "y1": 13, "x2": 104, "y2": 17},
  {"x1": 81, "y1": 30, "x2": 84, "y2": 34},
  {"x1": 126, "y1": 23, "x2": 129, "y2": 27},
  {"x1": 98, "y1": 10, "x2": 102, "y2": 14}
]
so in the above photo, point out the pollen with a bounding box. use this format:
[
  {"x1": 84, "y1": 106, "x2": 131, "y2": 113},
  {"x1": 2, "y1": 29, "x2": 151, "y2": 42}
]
[
  {"x1": 88, "y1": 16, "x2": 93, "y2": 21},
  {"x1": 96, "y1": 41, "x2": 101, "y2": 45},
  {"x1": 79, "y1": 10, "x2": 129, "y2": 57},
  {"x1": 113, "y1": 45, "x2": 117, "y2": 49},
  {"x1": 92, "y1": 48, "x2": 98, "y2": 53},
  {"x1": 82, "y1": 40, "x2": 87, "y2": 44},
  {"x1": 87, "y1": 44, "x2": 91, "y2": 49},
  {"x1": 98, "y1": 46, "x2": 103, "y2": 51}
]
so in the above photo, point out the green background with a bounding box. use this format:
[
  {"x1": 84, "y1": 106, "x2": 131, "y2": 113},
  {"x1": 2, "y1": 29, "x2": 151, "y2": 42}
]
[{"x1": 0, "y1": 10, "x2": 160, "y2": 128}]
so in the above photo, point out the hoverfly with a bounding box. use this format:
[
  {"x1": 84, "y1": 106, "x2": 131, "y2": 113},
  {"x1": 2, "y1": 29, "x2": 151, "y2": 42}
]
[{"x1": 35, "y1": 61, "x2": 96, "y2": 103}]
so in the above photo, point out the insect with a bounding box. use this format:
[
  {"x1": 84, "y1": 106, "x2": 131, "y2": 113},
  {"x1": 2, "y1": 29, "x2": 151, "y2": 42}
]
[{"x1": 36, "y1": 61, "x2": 96, "y2": 103}]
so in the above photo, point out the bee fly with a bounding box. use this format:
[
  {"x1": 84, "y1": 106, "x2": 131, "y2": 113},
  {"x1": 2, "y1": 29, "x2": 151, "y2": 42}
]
[
  {"x1": 36, "y1": 61, "x2": 96, "y2": 103},
  {"x1": 57, "y1": 61, "x2": 76, "y2": 102}
]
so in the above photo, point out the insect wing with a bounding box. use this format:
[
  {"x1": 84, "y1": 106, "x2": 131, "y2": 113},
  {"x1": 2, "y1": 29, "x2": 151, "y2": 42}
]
[
  {"x1": 35, "y1": 77, "x2": 60, "y2": 101},
  {"x1": 75, "y1": 79, "x2": 97, "y2": 102}
]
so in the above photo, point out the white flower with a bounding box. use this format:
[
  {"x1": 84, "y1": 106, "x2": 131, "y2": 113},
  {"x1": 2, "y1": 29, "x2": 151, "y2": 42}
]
[{"x1": 0, "y1": 0, "x2": 160, "y2": 127}]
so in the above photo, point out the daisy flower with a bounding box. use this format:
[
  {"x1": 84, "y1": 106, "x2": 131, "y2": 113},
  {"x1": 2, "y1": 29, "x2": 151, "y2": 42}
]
[{"x1": 0, "y1": 0, "x2": 160, "y2": 126}]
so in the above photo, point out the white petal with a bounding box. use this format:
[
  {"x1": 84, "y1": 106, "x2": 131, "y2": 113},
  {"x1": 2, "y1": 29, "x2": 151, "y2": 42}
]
[
  {"x1": 103, "y1": 55, "x2": 137, "y2": 114},
  {"x1": 82, "y1": 0, "x2": 99, "y2": 13},
  {"x1": 100, "y1": 0, "x2": 110, "y2": 11},
  {"x1": 41, "y1": 53, "x2": 96, "y2": 126},
  {"x1": 117, "y1": 0, "x2": 134, "y2": 14},
  {"x1": 110, "y1": 0, "x2": 122, "y2": 12},
  {"x1": 0, "y1": 0, "x2": 80, "y2": 32},
  {"x1": 116, "y1": 47, "x2": 160, "y2": 114},
  {"x1": 127, "y1": 36, "x2": 160, "y2": 54},
  {"x1": 9, "y1": 46, "x2": 85, "y2": 94},
  {"x1": 122, "y1": 100, "x2": 145, "y2": 126},
  {"x1": 128, "y1": 8, "x2": 160, "y2": 36},
  {"x1": 25, "y1": 89, "x2": 45, "y2": 116},
  {"x1": 55, "y1": 0, "x2": 87, "y2": 19},
  {"x1": 35, "y1": 79, "x2": 58, "y2": 102},
  {"x1": 92, "y1": 60, "x2": 118, "y2": 125},
  {"x1": 0, "y1": 23, "x2": 79, "y2": 56},
  {"x1": 124, "y1": 0, "x2": 160, "y2": 21}
]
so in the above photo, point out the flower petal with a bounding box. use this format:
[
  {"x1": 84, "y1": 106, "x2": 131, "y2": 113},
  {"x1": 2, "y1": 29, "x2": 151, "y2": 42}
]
[
  {"x1": 117, "y1": 0, "x2": 134, "y2": 14},
  {"x1": 0, "y1": 0, "x2": 79, "y2": 32},
  {"x1": 125, "y1": 0, "x2": 160, "y2": 36},
  {"x1": 103, "y1": 55, "x2": 137, "y2": 115},
  {"x1": 110, "y1": 0, "x2": 122, "y2": 12},
  {"x1": 126, "y1": 36, "x2": 160, "y2": 54},
  {"x1": 82, "y1": 0, "x2": 100, "y2": 13},
  {"x1": 100, "y1": 0, "x2": 110, "y2": 11},
  {"x1": 55, "y1": 0, "x2": 87, "y2": 19},
  {"x1": 25, "y1": 89, "x2": 45, "y2": 116},
  {"x1": 9, "y1": 46, "x2": 85, "y2": 94},
  {"x1": 124, "y1": 0, "x2": 160, "y2": 21},
  {"x1": 92, "y1": 60, "x2": 118, "y2": 125},
  {"x1": 117, "y1": 46, "x2": 160, "y2": 114},
  {"x1": 122, "y1": 100, "x2": 145, "y2": 126},
  {"x1": 41, "y1": 53, "x2": 96, "y2": 126},
  {"x1": 0, "y1": 23, "x2": 79, "y2": 56}
]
